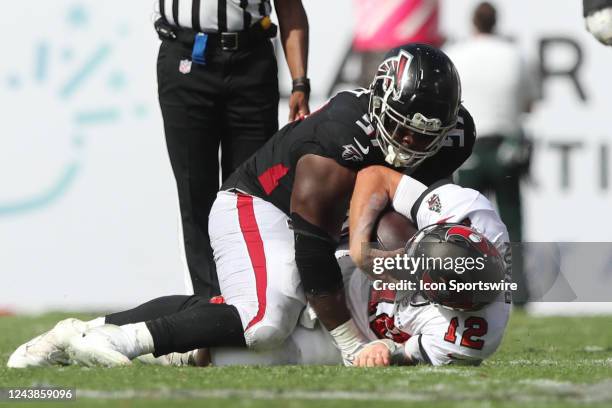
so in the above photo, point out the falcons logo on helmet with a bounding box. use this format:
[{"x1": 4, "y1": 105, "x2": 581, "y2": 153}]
[{"x1": 379, "y1": 50, "x2": 414, "y2": 103}]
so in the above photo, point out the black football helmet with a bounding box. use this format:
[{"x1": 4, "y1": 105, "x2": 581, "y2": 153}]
[
  {"x1": 404, "y1": 223, "x2": 506, "y2": 311},
  {"x1": 369, "y1": 44, "x2": 462, "y2": 168}
]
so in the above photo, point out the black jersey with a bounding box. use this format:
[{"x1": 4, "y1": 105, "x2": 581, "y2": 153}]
[{"x1": 222, "y1": 89, "x2": 475, "y2": 215}]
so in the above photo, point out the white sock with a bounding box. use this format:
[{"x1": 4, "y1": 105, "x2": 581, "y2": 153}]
[
  {"x1": 166, "y1": 350, "x2": 197, "y2": 366},
  {"x1": 86, "y1": 317, "x2": 105, "y2": 329},
  {"x1": 136, "y1": 350, "x2": 196, "y2": 366},
  {"x1": 117, "y1": 323, "x2": 155, "y2": 359},
  {"x1": 329, "y1": 319, "x2": 367, "y2": 366}
]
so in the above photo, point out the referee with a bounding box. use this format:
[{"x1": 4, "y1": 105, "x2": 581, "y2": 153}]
[{"x1": 155, "y1": 0, "x2": 310, "y2": 297}]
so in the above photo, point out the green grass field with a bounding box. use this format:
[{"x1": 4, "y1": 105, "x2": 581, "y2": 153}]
[{"x1": 1, "y1": 311, "x2": 611, "y2": 407}]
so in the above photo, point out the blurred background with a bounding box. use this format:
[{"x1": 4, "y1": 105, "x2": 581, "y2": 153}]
[{"x1": 1, "y1": 0, "x2": 611, "y2": 314}]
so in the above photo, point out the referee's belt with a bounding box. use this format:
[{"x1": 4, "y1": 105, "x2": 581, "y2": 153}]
[{"x1": 154, "y1": 17, "x2": 277, "y2": 51}]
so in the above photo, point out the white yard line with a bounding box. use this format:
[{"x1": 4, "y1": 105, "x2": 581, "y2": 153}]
[
  {"x1": 77, "y1": 389, "x2": 431, "y2": 402},
  {"x1": 490, "y1": 358, "x2": 612, "y2": 367},
  {"x1": 76, "y1": 380, "x2": 612, "y2": 402}
]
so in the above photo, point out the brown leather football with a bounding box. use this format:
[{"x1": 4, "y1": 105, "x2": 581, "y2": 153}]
[{"x1": 373, "y1": 210, "x2": 418, "y2": 250}]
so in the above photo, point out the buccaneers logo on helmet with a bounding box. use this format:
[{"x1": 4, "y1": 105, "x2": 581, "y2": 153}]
[{"x1": 445, "y1": 225, "x2": 501, "y2": 259}]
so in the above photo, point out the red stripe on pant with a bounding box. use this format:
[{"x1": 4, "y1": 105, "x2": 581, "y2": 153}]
[{"x1": 236, "y1": 194, "x2": 268, "y2": 330}]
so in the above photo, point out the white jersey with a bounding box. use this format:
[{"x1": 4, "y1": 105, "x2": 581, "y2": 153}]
[{"x1": 347, "y1": 176, "x2": 511, "y2": 366}]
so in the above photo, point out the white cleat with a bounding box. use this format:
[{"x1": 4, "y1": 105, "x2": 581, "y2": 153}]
[
  {"x1": 7, "y1": 318, "x2": 87, "y2": 368},
  {"x1": 67, "y1": 325, "x2": 132, "y2": 367}
]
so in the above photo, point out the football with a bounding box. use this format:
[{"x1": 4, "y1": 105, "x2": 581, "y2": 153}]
[{"x1": 373, "y1": 209, "x2": 418, "y2": 250}]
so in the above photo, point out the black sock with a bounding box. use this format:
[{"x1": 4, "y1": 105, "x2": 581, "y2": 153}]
[
  {"x1": 105, "y1": 295, "x2": 208, "y2": 326},
  {"x1": 146, "y1": 302, "x2": 246, "y2": 356}
]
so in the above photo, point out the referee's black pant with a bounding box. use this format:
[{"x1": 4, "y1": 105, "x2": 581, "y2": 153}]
[{"x1": 157, "y1": 36, "x2": 279, "y2": 297}]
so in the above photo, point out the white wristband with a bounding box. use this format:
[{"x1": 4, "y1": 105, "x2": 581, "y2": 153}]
[{"x1": 392, "y1": 175, "x2": 427, "y2": 222}]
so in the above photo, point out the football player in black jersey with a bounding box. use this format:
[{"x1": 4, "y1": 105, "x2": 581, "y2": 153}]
[{"x1": 8, "y1": 44, "x2": 477, "y2": 368}]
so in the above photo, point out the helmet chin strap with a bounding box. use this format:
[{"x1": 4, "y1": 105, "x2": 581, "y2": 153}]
[{"x1": 385, "y1": 145, "x2": 403, "y2": 167}]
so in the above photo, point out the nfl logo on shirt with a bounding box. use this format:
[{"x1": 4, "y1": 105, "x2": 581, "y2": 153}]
[{"x1": 179, "y1": 59, "x2": 192, "y2": 74}]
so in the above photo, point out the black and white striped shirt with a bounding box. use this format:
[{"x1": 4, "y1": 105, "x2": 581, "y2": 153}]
[{"x1": 159, "y1": 0, "x2": 272, "y2": 32}]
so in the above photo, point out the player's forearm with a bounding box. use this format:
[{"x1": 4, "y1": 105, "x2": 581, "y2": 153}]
[
  {"x1": 349, "y1": 201, "x2": 387, "y2": 275},
  {"x1": 275, "y1": 0, "x2": 309, "y2": 80},
  {"x1": 349, "y1": 167, "x2": 395, "y2": 270}
]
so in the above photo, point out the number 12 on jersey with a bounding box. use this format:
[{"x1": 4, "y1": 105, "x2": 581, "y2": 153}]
[{"x1": 444, "y1": 316, "x2": 488, "y2": 350}]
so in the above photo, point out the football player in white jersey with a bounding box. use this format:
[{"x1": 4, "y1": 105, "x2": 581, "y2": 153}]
[{"x1": 348, "y1": 165, "x2": 512, "y2": 366}]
